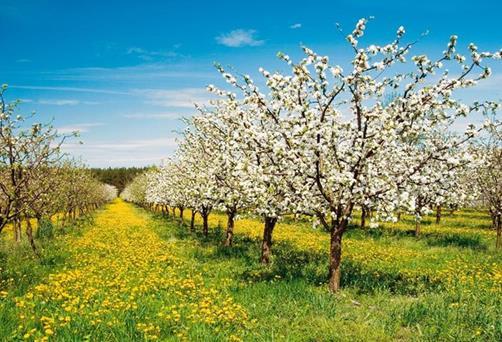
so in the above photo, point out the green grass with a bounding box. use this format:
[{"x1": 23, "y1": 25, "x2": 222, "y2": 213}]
[
  {"x1": 152, "y1": 209, "x2": 501, "y2": 341},
  {"x1": 0, "y1": 204, "x2": 500, "y2": 341}
]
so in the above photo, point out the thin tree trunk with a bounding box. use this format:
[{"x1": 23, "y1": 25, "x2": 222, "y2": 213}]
[
  {"x1": 14, "y1": 217, "x2": 22, "y2": 243},
  {"x1": 0, "y1": 217, "x2": 5, "y2": 235},
  {"x1": 179, "y1": 207, "x2": 184, "y2": 225},
  {"x1": 496, "y1": 214, "x2": 501, "y2": 249},
  {"x1": 202, "y1": 212, "x2": 209, "y2": 237},
  {"x1": 360, "y1": 206, "x2": 367, "y2": 229},
  {"x1": 172, "y1": 207, "x2": 176, "y2": 217},
  {"x1": 25, "y1": 218, "x2": 39, "y2": 256},
  {"x1": 415, "y1": 220, "x2": 421, "y2": 237},
  {"x1": 490, "y1": 209, "x2": 496, "y2": 230},
  {"x1": 190, "y1": 210, "x2": 196, "y2": 232},
  {"x1": 436, "y1": 205, "x2": 442, "y2": 224},
  {"x1": 328, "y1": 224, "x2": 344, "y2": 293},
  {"x1": 224, "y1": 208, "x2": 236, "y2": 246},
  {"x1": 260, "y1": 216, "x2": 277, "y2": 264},
  {"x1": 397, "y1": 212, "x2": 402, "y2": 222}
]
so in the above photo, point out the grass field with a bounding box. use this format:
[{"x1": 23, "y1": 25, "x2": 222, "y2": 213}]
[{"x1": 0, "y1": 199, "x2": 500, "y2": 341}]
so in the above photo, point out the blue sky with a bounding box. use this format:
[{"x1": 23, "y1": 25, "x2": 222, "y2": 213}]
[{"x1": 1, "y1": 0, "x2": 501, "y2": 167}]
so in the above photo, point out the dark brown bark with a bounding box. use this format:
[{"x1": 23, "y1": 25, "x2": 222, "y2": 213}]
[
  {"x1": 328, "y1": 225, "x2": 344, "y2": 293},
  {"x1": 224, "y1": 208, "x2": 236, "y2": 247},
  {"x1": 435, "y1": 205, "x2": 442, "y2": 224},
  {"x1": 25, "y1": 218, "x2": 39, "y2": 256},
  {"x1": 199, "y1": 206, "x2": 212, "y2": 237},
  {"x1": 202, "y1": 213, "x2": 209, "y2": 237},
  {"x1": 260, "y1": 216, "x2": 277, "y2": 264},
  {"x1": 397, "y1": 212, "x2": 402, "y2": 222},
  {"x1": 14, "y1": 217, "x2": 21, "y2": 243},
  {"x1": 360, "y1": 206, "x2": 367, "y2": 229},
  {"x1": 190, "y1": 210, "x2": 196, "y2": 232},
  {"x1": 179, "y1": 207, "x2": 184, "y2": 225},
  {"x1": 495, "y1": 214, "x2": 501, "y2": 249}
]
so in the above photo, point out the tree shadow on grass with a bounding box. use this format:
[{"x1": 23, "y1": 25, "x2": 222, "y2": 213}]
[
  {"x1": 157, "y1": 215, "x2": 445, "y2": 296},
  {"x1": 354, "y1": 226, "x2": 488, "y2": 250}
]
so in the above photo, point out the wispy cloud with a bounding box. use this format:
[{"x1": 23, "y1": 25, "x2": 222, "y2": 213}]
[
  {"x1": 63, "y1": 137, "x2": 178, "y2": 151},
  {"x1": 38, "y1": 64, "x2": 215, "y2": 82},
  {"x1": 290, "y1": 23, "x2": 302, "y2": 29},
  {"x1": 123, "y1": 112, "x2": 187, "y2": 120},
  {"x1": 11, "y1": 85, "x2": 129, "y2": 95},
  {"x1": 127, "y1": 47, "x2": 178, "y2": 61},
  {"x1": 216, "y1": 29, "x2": 264, "y2": 47},
  {"x1": 38, "y1": 99, "x2": 80, "y2": 106},
  {"x1": 135, "y1": 88, "x2": 213, "y2": 108},
  {"x1": 62, "y1": 138, "x2": 179, "y2": 167},
  {"x1": 57, "y1": 123, "x2": 104, "y2": 133},
  {"x1": 36, "y1": 99, "x2": 100, "y2": 106},
  {"x1": 16, "y1": 58, "x2": 31, "y2": 63}
]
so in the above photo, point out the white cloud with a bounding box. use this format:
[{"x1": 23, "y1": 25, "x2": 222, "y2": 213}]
[
  {"x1": 216, "y1": 29, "x2": 264, "y2": 47},
  {"x1": 290, "y1": 23, "x2": 302, "y2": 29},
  {"x1": 57, "y1": 123, "x2": 104, "y2": 134},
  {"x1": 38, "y1": 64, "x2": 215, "y2": 82},
  {"x1": 123, "y1": 112, "x2": 187, "y2": 120},
  {"x1": 135, "y1": 88, "x2": 214, "y2": 108},
  {"x1": 12, "y1": 85, "x2": 129, "y2": 95},
  {"x1": 63, "y1": 137, "x2": 178, "y2": 150},
  {"x1": 127, "y1": 47, "x2": 178, "y2": 61},
  {"x1": 38, "y1": 99, "x2": 80, "y2": 106},
  {"x1": 61, "y1": 137, "x2": 179, "y2": 167}
]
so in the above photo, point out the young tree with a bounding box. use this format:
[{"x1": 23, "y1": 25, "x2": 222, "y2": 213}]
[
  {"x1": 470, "y1": 121, "x2": 502, "y2": 248},
  {"x1": 190, "y1": 105, "x2": 252, "y2": 246},
  {"x1": 0, "y1": 86, "x2": 71, "y2": 241}
]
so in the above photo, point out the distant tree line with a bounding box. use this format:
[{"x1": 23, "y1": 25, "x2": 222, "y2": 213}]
[{"x1": 91, "y1": 167, "x2": 150, "y2": 193}]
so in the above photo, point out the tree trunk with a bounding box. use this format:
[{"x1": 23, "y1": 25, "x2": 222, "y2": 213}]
[
  {"x1": 397, "y1": 212, "x2": 402, "y2": 222},
  {"x1": 179, "y1": 207, "x2": 184, "y2": 225},
  {"x1": 190, "y1": 210, "x2": 196, "y2": 232},
  {"x1": 360, "y1": 206, "x2": 367, "y2": 229},
  {"x1": 202, "y1": 213, "x2": 209, "y2": 237},
  {"x1": 435, "y1": 205, "x2": 441, "y2": 224},
  {"x1": 260, "y1": 216, "x2": 277, "y2": 264},
  {"x1": 490, "y1": 209, "x2": 497, "y2": 230},
  {"x1": 172, "y1": 207, "x2": 176, "y2": 217},
  {"x1": 0, "y1": 217, "x2": 5, "y2": 235},
  {"x1": 496, "y1": 214, "x2": 501, "y2": 249},
  {"x1": 415, "y1": 220, "x2": 421, "y2": 237},
  {"x1": 25, "y1": 218, "x2": 39, "y2": 256},
  {"x1": 328, "y1": 225, "x2": 344, "y2": 293},
  {"x1": 14, "y1": 217, "x2": 22, "y2": 243},
  {"x1": 224, "y1": 208, "x2": 236, "y2": 246}
]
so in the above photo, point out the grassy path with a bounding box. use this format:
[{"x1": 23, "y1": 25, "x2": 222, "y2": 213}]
[
  {"x1": 2, "y1": 200, "x2": 249, "y2": 341},
  {"x1": 1, "y1": 200, "x2": 501, "y2": 341}
]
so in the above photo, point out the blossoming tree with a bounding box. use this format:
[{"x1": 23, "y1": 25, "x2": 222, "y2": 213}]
[{"x1": 203, "y1": 18, "x2": 500, "y2": 291}]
